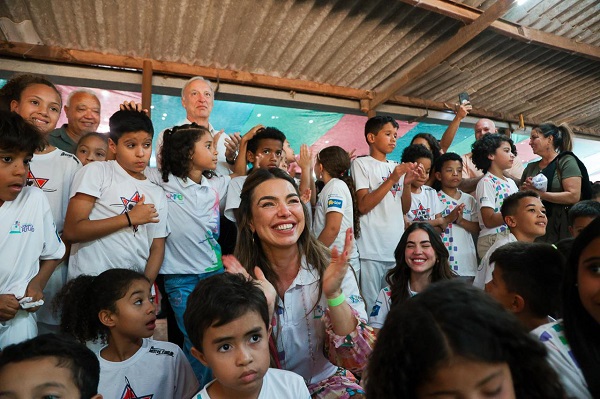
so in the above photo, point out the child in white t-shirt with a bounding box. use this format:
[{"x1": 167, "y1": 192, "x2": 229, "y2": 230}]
[
  {"x1": 224, "y1": 126, "x2": 284, "y2": 223},
  {"x1": 313, "y1": 146, "x2": 361, "y2": 282},
  {"x1": 351, "y1": 116, "x2": 418, "y2": 312},
  {"x1": 145, "y1": 123, "x2": 247, "y2": 387},
  {"x1": 434, "y1": 153, "x2": 480, "y2": 278},
  {"x1": 471, "y1": 134, "x2": 519, "y2": 258},
  {"x1": 63, "y1": 110, "x2": 168, "y2": 282},
  {"x1": 3, "y1": 74, "x2": 82, "y2": 334},
  {"x1": 0, "y1": 112, "x2": 65, "y2": 349},
  {"x1": 56, "y1": 268, "x2": 199, "y2": 398},
  {"x1": 184, "y1": 273, "x2": 310, "y2": 399},
  {"x1": 401, "y1": 144, "x2": 448, "y2": 228}
]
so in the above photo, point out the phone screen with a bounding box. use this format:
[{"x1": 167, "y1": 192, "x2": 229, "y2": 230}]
[{"x1": 458, "y1": 92, "x2": 470, "y2": 104}]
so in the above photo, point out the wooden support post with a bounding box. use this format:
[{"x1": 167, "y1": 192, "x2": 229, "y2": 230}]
[{"x1": 142, "y1": 60, "x2": 153, "y2": 116}]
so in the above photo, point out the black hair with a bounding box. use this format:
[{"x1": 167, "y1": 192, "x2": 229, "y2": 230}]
[
  {"x1": 160, "y1": 123, "x2": 213, "y2": 182},
  {"x1": 0, "y1": 110, "x2": 45, "y2": 154},
  {"x1": 0, "y1": 73, "x2": 62, "y2": 112},
  {"x1": 316, "y1": 145, "x2": 361, "y2": 238},
  {"x1": 246, "y1": 127, "x2": 286, "y2": 155},
  {"x1": 108, "y1": 109, "x2": 154, "y2": 143},
  {"x1": 490, "y1": 242, "x2": 564, "y2": 318},
  {"x1": 401, "y1": 144, "x2": 433, "y2": 164},
  {"x1": 591, "y1": 182, "x2": 600, "y2": 200},
  {"x1": 563, "y1": 217, "x2": 600, "y2": 397},
  {"x1": 471, "y1": 133, "x2": 516, "y2": 173},
  {"x1": 184, "y1": 273, "x2": 269, "y2": 352},
  {"x1": 567, "y1": 199, "x2": 600, "y2": 226},
  {"x1": 364, "y1": 116, "x2": 399, "y2": 140},
  {"x1": 386, "y1": 223, "x2": 455, "y2": 306},
  {"x1": 0, "y1": 334, "x2": 100, "y2": 398},
  {"x1": 533, "y1": 122, "x2": 574, "y2": 153},
  {"x1": 367, "y1": 280, "x2": 566, "y2": 399},
  {"x1": 433, "y1": 152, "x2": 463, "y2": 173},
  {"x1": 411, "y1": 133, "x2": 442, "y2": 161},
  {"x1": 234, "y1": 168, "x2": 329, "y2": 307},
  {"x1": 55, "y1": 269, "x2": 150, "y2": 343},
  {"x1": 500, "y1": 190, "x2": 539, "y2": 219},
  {"x1": 77, "y1": 132, "x2": 108, "y2": 147}
]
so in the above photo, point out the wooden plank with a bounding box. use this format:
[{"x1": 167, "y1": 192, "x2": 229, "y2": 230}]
[
  {"x1": 0, "y1": 41, "x2": 368, "y2": 100},
  {"x1": 399, "y1": 0, "x2": 600, "y2": 62},
  {"x1": 388, "y1": 94, "x2": 600, "y2": 136},
  {"x1": 142, "y1": 60, "x2": 153, "y2": 116},
  {"x1": 370, "y1": 0, "x2": 518, "y2": 109}
]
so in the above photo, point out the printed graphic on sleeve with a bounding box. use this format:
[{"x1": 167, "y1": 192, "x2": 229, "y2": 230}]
[{"x1": 327, "y1": 196, "x2": 343, "y2": 209}]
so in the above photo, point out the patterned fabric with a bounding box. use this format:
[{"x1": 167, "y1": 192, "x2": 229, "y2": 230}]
[
  {"x1": 322, "y1": 307, "x2": 375, "y2": 377},
  {"x1": 308, "y1": 367, "x2": 365, "y2": 399}
]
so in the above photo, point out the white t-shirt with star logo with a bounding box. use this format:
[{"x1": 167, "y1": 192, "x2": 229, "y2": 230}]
[
  {"x1": 67, "y1": 161, "x2": 169, "y2": 279},
  {"x1": 351, "y1": 156, "x2": 406, "y2": 262},
  {"x1": 406, "y1": 185, "x2": 445, "y2": 222}
]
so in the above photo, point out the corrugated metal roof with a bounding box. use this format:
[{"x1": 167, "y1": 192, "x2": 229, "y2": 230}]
[{"x1": 1, "y1": 0, "x2": 599, "y2": 132}]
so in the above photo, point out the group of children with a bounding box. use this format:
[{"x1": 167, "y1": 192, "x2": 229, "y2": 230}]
[{"x1": 1, "y1": 73, "x2": 599, "y2": 398}]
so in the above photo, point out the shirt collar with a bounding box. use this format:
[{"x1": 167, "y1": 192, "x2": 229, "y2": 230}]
[
  {"x1": 184, "y1": 118, "x2": 215, "y2": 135},
  {"x1": 175, "y1": 175, "x2": 211, "y2": 189}
]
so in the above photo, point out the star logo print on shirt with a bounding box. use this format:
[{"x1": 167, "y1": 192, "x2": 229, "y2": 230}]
[
  {"x1": 112, "y1": 191, "x2": 142, "y2": 233},
  {"x1": 119, "y1": 377, "x2": 153, "y2": 399},
  {"x1": 26, "y1": 170, "x2": 55, "y2": 192},
  {"x1": 411, "y1": 203, "x2": 432, "y2": 221}
]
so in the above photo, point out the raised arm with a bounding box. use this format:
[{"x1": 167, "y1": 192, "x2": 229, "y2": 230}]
[{"x1": 439, "y1": 103, "x2": 472, "y2": 153}]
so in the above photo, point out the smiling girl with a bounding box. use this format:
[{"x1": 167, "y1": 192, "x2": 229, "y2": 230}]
[
  {"x1": 1, "y1": 74, "x2": 81, "y2": 335},
  {"x1": 368, "y1": 222, "x2": 455, "y2": 333}
]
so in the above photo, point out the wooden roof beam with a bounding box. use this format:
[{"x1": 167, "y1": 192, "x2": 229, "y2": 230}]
[
  {"x1": 399, "y1": 0, "x2": 600, "y2": 62},
  {"x1": 388, "y1": 94, "x2": 600, "y2": 137},
  {"x1": 0, "y1": 41, "x2": 369, "y2": 101},
  {"x1": 369, "y1": 0, "x2": 518, "y2": 110}
]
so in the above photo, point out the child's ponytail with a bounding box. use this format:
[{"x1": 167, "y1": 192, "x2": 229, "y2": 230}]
[
  {"x1": 55, "y1": 269, "x2": 149, "y2": 344},
  {"x1": 317, "y1": 146, "x2": 361, "y2": 238}
]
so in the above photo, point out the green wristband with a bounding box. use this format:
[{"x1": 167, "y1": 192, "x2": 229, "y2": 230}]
[{"x1": 327, "y1": 292, "x2": 346, "y2": 307}]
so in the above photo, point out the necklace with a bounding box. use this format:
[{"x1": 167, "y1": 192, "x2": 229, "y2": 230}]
[{"x1": 300, "y1": 284, "x2": 316, "y2": 385}]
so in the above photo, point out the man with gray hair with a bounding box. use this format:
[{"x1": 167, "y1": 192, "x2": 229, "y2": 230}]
[
  {"x1": 49, "y1": 89, "x2": 101, "y2": 154},
  {"x1": 156, "y1": 76, "x2": 238, "y2": 176}
]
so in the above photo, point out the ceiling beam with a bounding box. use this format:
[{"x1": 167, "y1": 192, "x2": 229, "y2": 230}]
[
  {"x1": 387, "y1": 94, "x2": 600, "y2": 137},
  {"x1": 399, "y1": 0, "x2": 600, "y2": 62},
  {"x1": 369, "y1": 0, "x2": 517, "y2": 110},
  {"x1": 0, "y1": 41, "x2": 369, "y2": 101}
]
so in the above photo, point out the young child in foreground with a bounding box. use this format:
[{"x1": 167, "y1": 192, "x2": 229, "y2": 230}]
[
  {"x1": 56, "y1": 268, "x2": 199, "y2": 398},
  {"x1": 184, "y1": 272, "x2": 310, "y2": 399},
  {"x1": 0, "y1": 111, "x2": 65, "y2": 348},
  {"x1": 367, "y1": 280, "x2": 566, "y2": 399},
  {"x1": 0, "y1": 333, "x2": 102, "y2": 399}
]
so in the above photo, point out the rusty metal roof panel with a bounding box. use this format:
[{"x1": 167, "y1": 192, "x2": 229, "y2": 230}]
[{"x1": 0, "y1": 0, "x2": 599, "y2": 130}]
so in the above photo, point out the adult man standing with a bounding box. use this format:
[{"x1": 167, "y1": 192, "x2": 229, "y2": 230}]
[
  {"x1": 439, "y1": 111, "x2": 524, "y2": 194},
  {"x1": 49, "y1": 89, "x2": 101, "y2": 154},
  {"x1": 156, "y1": 76, "x2": 237, "y2": 176}
]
